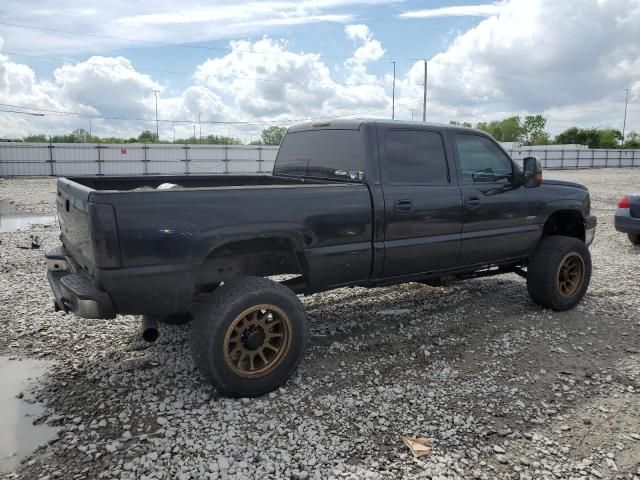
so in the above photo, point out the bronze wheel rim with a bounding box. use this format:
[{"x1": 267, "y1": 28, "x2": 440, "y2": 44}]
[
  {"x1": 223, "y1": 304, "x2": 292, "y2": 378},
  {"x1": 556, "y1": 253, "x2": 584, "y2": 298}
]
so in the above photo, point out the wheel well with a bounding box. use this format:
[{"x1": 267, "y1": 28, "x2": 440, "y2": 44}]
[
  {"x1": 195, "y1": 237, "x2": 307, "y2": 291},
  {"x1": 543, "y1": 210, "x2": 585, "y2": 242}
]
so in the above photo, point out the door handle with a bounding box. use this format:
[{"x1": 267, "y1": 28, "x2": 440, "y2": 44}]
[
  {"x1": 393, "y1": 199, "x2": 413, "y2": 212},
  {"x1": 465, "y1": 195, "x2": 481, "y2": 206}
]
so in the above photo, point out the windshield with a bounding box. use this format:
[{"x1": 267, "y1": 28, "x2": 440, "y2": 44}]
[{"x1": 273, "y1": 129, "x2": 366, "y2": 182}]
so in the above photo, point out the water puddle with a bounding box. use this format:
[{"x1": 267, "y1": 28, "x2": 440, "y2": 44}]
[
  {"x1": 0, "y1": 357, "x2": 58, "y2": 474},
  {"x1": 0, "y1": 200, "x2": 55, "y2": 233}
]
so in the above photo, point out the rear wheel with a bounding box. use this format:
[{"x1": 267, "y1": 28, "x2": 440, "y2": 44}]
[
  {"x1": 628, "y1": 233, "x2": 640, "y2": 245},
  {"x1": 527, "y1": 236, "x2": 591, "y2": 311},
  {"x1": 190, "y1": 276, "x2": 308, "y2": 397}
]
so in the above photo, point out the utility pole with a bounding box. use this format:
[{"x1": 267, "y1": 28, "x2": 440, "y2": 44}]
[
  {"x1": 622, "y1": 88, "x2": 629, "y2": 147},
  {"x1": 410, "y1": 108, "x2": 415, "y2": 121},
  {"x1": 198, "y1": 112, "x2": 202, "y2": 144},
  {"x1": 422, "y1": 60, "x2": 428, "y2": 122},
  {"x1": 153, "y1": 90, "x2": 160, "y2": 141},
  {"x1": 172, "y1": 121, "x2": 176, "y2": 143},
  {"x1": 391, "y1": 61, "x2": 396, "y2": 120},
  {"x1": 193, "y1": 124, "x2": 196, "y2": 143}
]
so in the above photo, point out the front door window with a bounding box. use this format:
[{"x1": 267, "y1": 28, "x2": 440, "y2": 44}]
[{"x1": 455, "y1": 134, "x2": 514, "y2": 184}]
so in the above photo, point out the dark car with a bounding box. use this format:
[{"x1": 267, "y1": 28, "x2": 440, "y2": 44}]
[
  {"x1": 45, "y1": 119, "x2": 597, "y2": 397},
  {"x1": 615, "y1": 194, "x2": 640, "y2": 244}
]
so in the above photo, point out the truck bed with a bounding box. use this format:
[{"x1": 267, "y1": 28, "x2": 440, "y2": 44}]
[
  {"x1": 55, "y1": 174, "x2": 374, "y2": 316},
  {"x1": 69, "y1": 174, "x2": 331, "y2": 191}
]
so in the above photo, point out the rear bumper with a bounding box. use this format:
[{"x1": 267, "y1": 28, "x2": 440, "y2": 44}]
[
  {"x1": 46, "y1": 245, "x2": 195, "y2": 318},
  {"x1": 615, "y1": 208, "x2": 640, "y2": 234},
  {"x1": 584, "y1": 214, "x2": 597, "y2": 246},
  {"x1": 46, "y1": 247, "x2": 116, "y2": 319}
]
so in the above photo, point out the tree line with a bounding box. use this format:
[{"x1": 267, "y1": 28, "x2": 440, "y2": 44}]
[
  {"x1": 13, "y1": 126, "x2": 288, "y2": 146},
  {"x1": 7, "y1": 120, "x2": 640, "y2": 149},
  {"x1": 450, "y1": 115, "x2": 640, "y2": 149}
]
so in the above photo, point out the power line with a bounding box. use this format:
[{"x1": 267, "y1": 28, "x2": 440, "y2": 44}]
[
  {"x1": 422, "y1": 60, "x2": 427, "y2": 122},
  {"x1": 0, "y1": 100, "x2": 422, "y2": 126},
  {"x1": 0, "y1": 102, "x2": 261, "y2": 124},
  {"x1": 0, "y1": 109, "x2": 45, "y2": 116},
  {"x1": 622, "y1": 88, "x2": 629, "y2": 146},
  {"x1": 391, "y1": 61, "x2": 396, "y2": 120}
]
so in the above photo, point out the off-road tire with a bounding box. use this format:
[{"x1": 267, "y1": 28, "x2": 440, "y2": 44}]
[
  {"x1": 628, "y1": 233, "x2": 640, "y2": 245},
  {"x1": 527, "y1": 236, "x2": 591, "y2": 311},
  {"x1": 190, "y1": 276, "x2": 308, "y2": 397}
]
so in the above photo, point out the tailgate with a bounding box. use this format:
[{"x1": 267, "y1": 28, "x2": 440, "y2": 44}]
[{"x1": 56, "y1": 178, "x2": 94, "y2": 272}]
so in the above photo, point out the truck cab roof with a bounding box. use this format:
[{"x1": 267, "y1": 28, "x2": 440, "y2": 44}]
[{"x1": 286, "y1": 118, "x2": 483, "y2": 135}]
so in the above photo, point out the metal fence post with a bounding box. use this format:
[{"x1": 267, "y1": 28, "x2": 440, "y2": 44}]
[
  {"x1": 605, "y1": 149, "x2": 609, "y2": 168},
  {"x1": 183, "y1": 143, "x2": 190, "y2": 175},
  {"x1": 96, "y1": 144, "x2": 104, "y2": 176},
  {"x1": 633, "y1": 150, "x2": 636, "y2": 167},
  {"x1": 48, "y1": 141, "x2": 55, "y2": 176},
  {"x1": 560, "y1": 150, "x2": 564, "y2": 169},
  {"x1": 543, "y1": 149, "x2": 548, "y2": 169},
  {"x1": 182, "y1": 143, "x2": 191, "y2": 175},
  {"x1": 224, "y1": 145, "x2": 229, "y2": 174},
  {"x1": 591, "y1": 149, "x2": 595, "y2": 168},
  {"x1": 142, "y1": 144, "x2": 149, "y2": 175},
  {"x1": 575, "y1": 149, "x2": 579, "y2": 169},
  {"x1": 257, "y1": 146, "x2": 262, "y2": 173},
  {"x1": 619, "y1": 149, "x2": 623, "y2": 168}
]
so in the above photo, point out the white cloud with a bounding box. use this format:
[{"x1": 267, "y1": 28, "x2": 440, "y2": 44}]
[
  {"x1": 193, "y1": 30, "x2": 390, "y2": 123},
  {"x1": 0, "y1": 0, "x2": 395, "y2": 55},
  {"x1": 0, "y1": 26, "x2": 393, "y2": 140},
  {"x1": 399, "y1": 3, "x2": 503, "y2": 19},
  {"x1": 345, "y1": 24, "x2": 385, "y2": 62},
  {"x1": 397, "y1": 0, "x2": 640, "y2": 133},
  {"x1": 53, "y1": 56, "x2": 161, "y2": 118},
  {"x1": 195, "y1": 38, "x2": 335, "y2": 119},
  {"x1": 2, "y1": 0, "x2": 640, "y2": 140}
]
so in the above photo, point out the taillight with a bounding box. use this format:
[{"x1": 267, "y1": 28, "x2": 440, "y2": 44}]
[
  {"x1": 88, "y1": 203, "x2": 122, "y2": 268},
  {"x1": 618, "y1": 195, "x2": 630, "y2": 209}
]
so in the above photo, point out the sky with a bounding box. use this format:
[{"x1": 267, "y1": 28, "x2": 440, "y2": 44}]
[{"x1": 0, "y1": 0, "x2": 638, "y2": 142}]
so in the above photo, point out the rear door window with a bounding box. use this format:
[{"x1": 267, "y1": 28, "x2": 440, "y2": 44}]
[
  {"x1": 274, "y1": 130, "x2": 365, "y2": 181},
  {"x1": 385, "y1": 130, "x2": 449, "y2": 184}
]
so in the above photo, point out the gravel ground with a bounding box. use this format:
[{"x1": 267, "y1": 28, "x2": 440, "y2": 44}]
[{"x1": 1, "y1": 169, "x2": 639, "y2": 480}]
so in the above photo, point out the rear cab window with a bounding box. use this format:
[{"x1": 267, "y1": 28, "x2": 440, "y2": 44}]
[
  {"x1": 384, "y1": 129, "x2": 449, "y2": 185},
  {"x1": 274, "y1": 129, "x2": 366, "y2": 182}
]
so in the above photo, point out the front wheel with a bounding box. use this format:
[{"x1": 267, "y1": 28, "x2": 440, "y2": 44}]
[
  {"x1": 190, "y1": 276, "x2": 308, "y2": 397},
  {"x1": 527, "y1": 236, "x2": 592, "y2": 311},
  {"x1": 628, "y1": 233, "x2": 640, "y2": 245}
]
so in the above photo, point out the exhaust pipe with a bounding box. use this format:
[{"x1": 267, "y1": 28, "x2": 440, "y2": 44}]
[{"x1": 141, "y1": 316, "x2": 159, "y2": 342}]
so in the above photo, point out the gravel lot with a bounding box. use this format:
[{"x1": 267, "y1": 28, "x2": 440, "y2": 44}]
[{"x1": 1, "y1": 169, "x2": 640, "y2": 480}]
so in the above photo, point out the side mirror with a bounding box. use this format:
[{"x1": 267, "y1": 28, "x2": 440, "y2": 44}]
[{"x1": 522, "y1": 156, "x2": 542, "y2": 187}]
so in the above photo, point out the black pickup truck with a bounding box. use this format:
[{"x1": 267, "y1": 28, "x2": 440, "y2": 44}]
[{"x1": 46, "y1": 120, "x2": 596, "y2": 397}]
